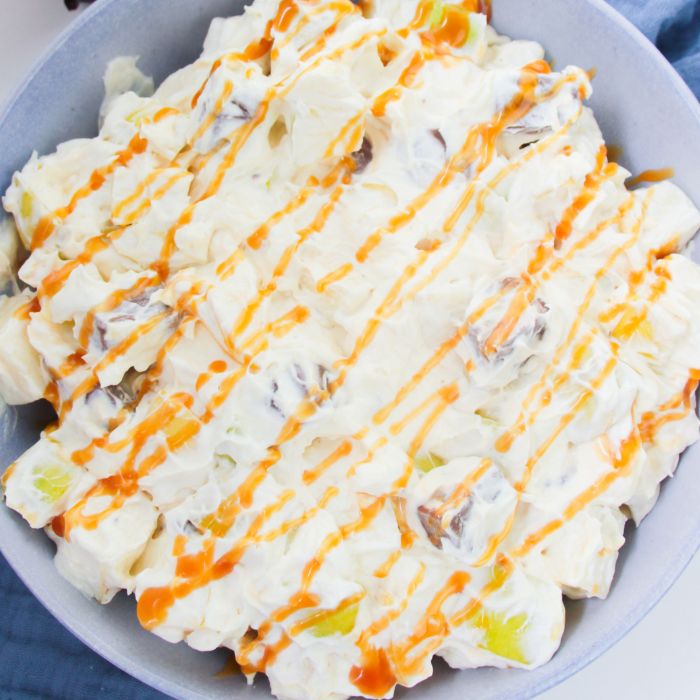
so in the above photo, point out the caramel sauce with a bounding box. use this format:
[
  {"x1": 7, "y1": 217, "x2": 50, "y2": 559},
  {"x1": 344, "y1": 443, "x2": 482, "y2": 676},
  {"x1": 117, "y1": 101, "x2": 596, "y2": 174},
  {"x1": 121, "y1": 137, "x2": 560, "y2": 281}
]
[
  {"x1": 389, "y1": 384, "x2": 451, "y2": 436},
  {"x1": 316, "y1": 262, "x2": 353, "y2": 292},
  {"x1": 137, "y1": 586, "x2": 176, "y2": 630},
  {"x1": 64, "y1": 394, "x2": 194, "y2": 536},
  {"x1": 191, "y1": 59, "x2": 222, "y2": 109},
  {"x1": 627, "y1": 167, "x2": 674, "y2": 188},
  {"x1": 514, "y1": 354, "x2": 619, "y2": 490},
  {"x1": 172, "y1": 533, "x2": 187, "y2": 557},
  {"x1": 373, "y1": 550, "x2": 402, "y2": 578},
  {"x1": 112, "y1": 169, "x2": 162, "y2": 219},
  {"x1": 153, "y1": 204, "x2": 195, "y2": 280},
  {"x1": 246, "y1": 175, "x2": 319, "y2": 250},
  {"x1": 69, "y1": 320, "x2": 192, "y2": 468},
  {"x1": 236, "y1": 496, "x2": 386, "y2": 670},
  {"x1": 55, "y1": 350, "x2": 86, "y2": 378},
  {"x1": 511, "y1": 371, "x2": 696, "y2": 564},
  {"x1": 272, "y1": 2, "x2": 358, "y2": 60},
  {"x1": 349, "y1": 647, "x2": 396, "y2": 698},
  {"x1": 435, "y1": 457, "x2": 492, "y2": 517},
  {"x1": 421, "y1": 5, "x2": 473, "y2": 49},
  {"x1": 12, "y1": 296, "x2": 40, "y2": 320},
  {"x1": 241, "y1": 306, "x2": 310, "y2": 352},
  {"x1": 39, "y1": 234, "x2": 112, "y2": 300},
  {"x1": 232, "y1": 182, "x2": 345, "y2": 341},
  {"x1": 345, "y1": 437, "x2": 387, "y2": 479},
  {"x1": 369, "y1": 280, "x2": 501, "y2": 422},
  {"x1": 78, "y1": 273, "x2": 159, "y2": 350},
  {"x1": 394, "y1": 383, "x2": 459, "y2": 489},
  {"x1": 390, "y1": 495, "x2": 417, "y2": 549},
  {"x1": 190, "y1": 0, "x2": 306, "y2": 109},
  {"x1": 449, "y1": 555, "x2": 512, "y2": 628},
  {"x1": 473, "y1": 352, "x2": 620, "y2": 562},
  {"x1": 639, "y1": 378, "x2": 699, "y2": 442},
  {"x1": 474, "y1": 195, "x2": 654, "y2": 555},
  {"x1": 495, "y1": 195, "x2": 647, "y2": 453},
  {"x1": 482, "y1": 147, "x2": 610, "y2": 356},
  {"x1": 554, "y1": 146, "x2": 610, "y2": 246},
  {"x1": 332, "y1": 111, "x2": 565, "y2": 399},
  {"x1": 50, "y1": 514, "x2": 65, "y2": 538},
  {"x1": 121, "y1": 171, "x2": 189, "y2": 226},
  {"x1": 291, "y1": 591, "x2": 365, "y2": 636},
  {"x1": 153, "y1": 107, "x2": 179, "y2": 123},
  {"x1": 31, "y1": 134, "x2": 147, "y2": 250},
  {"x1": 273, "y1": 0, "x2": 299, "y2": 33},
  {"x1": 302, "y1": 440, "x2": 353, "y2": 484},
  {"x1": 372, "y1": 52, "x2": 425, "y2": 117},
  {"x1": 524, "y1": 59, "x2": 552, "y2": 75},
  {"x1": 355, "y1": 72, "x2": 572, "y2": 267},
  {"x1": 60, "y1": 311, "x2": 166, "y2": 419},
  {"x1": 383, "y1": 571, "x2": 470, "y2": 683},
  {"x1": 176, "y1": 539, "x2": 215, "y2": 578},
  {"x1": 138, "y1": 489, "x2": 301, "y2": 630},
  {"x1": 191, "y1": 80, "x2": 234, "y2": 144}
]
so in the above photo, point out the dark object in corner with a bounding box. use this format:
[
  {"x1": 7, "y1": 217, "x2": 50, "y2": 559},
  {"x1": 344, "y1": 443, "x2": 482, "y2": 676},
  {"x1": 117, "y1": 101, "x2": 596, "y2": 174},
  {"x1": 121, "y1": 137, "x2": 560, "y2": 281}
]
[{"x1": 65, "y1": 0, "x2": 95, "y2": 10}]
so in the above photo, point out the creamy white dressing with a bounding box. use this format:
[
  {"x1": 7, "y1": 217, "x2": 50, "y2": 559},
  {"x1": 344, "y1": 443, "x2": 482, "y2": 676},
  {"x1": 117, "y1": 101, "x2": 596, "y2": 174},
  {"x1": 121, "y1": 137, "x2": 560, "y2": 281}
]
[{"x1": 1, "y1": 2, "x2": 700, "y2": 699}]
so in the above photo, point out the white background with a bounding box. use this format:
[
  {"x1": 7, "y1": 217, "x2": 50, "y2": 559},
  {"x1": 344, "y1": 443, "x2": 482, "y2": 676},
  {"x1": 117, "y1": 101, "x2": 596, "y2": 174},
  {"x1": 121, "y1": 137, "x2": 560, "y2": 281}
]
[{"x1": 0, "y1": 1, "x2": 698, "y2": 699}]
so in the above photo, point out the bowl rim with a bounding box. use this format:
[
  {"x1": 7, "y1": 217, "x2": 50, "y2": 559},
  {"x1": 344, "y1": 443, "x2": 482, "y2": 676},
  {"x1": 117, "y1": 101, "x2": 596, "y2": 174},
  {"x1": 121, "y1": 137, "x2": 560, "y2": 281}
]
[{"x1": 1, "y1": 1, "x2": 699, "y2": 699}]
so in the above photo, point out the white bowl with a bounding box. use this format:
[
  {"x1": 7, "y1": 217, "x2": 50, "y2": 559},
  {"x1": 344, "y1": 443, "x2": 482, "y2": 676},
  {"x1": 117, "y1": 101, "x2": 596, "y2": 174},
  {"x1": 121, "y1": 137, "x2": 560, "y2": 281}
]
[{"x1": 1, "y1": 1, "x2": 699, "y2": 698}]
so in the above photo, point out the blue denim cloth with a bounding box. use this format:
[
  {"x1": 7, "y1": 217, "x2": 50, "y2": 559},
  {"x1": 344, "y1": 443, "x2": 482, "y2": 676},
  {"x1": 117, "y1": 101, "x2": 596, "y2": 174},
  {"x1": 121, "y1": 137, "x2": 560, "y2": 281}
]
[
  {"x1": 611, "y1": 0, "x2": 700, "y2": 95},
  {"x1": 1, "y1": 2, "x2": 699, "y2": 699}
]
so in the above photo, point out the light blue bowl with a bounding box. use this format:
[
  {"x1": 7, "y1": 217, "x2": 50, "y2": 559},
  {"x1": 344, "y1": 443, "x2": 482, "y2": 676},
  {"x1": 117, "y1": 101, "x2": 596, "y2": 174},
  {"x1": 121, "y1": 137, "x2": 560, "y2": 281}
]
[{"x1": 1, "y1": 1, "x2": 699, "y2": 698}]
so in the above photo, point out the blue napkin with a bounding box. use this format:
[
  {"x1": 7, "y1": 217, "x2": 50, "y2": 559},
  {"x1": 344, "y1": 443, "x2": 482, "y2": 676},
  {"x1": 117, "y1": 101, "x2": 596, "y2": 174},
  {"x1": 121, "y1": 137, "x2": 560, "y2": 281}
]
[
  {"x1": 1, "y1": 2, "x2": 699, "y2": 699},
  {"x1": 610, "y1": 0, "x2": 700, "y2": 95}
]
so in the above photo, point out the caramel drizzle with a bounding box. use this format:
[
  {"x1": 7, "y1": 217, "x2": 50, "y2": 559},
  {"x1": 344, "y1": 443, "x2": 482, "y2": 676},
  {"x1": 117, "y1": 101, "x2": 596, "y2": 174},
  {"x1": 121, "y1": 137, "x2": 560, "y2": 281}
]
[
  {"x1": 351, "y1": 570, "x2": 470, "y2": 694},
  {"x1": 465, "y1": 195, "x2": 655, "y2": 563},
  {"x1": 482, "y1": 146, "x2": 613, "y2": 356},
  {"x1": 449, "y1": 554, "x2": 513, "y2": 629},
  {"x1": 326, "y1": 106, "x2": 579, "y2": 422},
  {"x1": 394, "y1": 383, "x2": 460, "y2": 489},
  {"x1": 64, "y1": 304, "x2": 309, "y2": 533},
  {"x1": 378, "y1": 106, "x2": 583, "y2": 323},
  {"x1": 32, "y1": 1, "x2": 474, "y2": 421},
  {"x1": 271, "y1": 1, "x2": 359, "y2": 61},
  {"x1": 39, "y1": 4, "x2": 511, "y2": 434},
  {"x1": 512, "y1": 428, "x2": 642, "y2": 559},
  {"x1": 435, "y1": 457, "x2": 492, "y2": 517},
  {"x1": 627, "y1": 167, "x2": 674, "y2": 188},
  {"x1": 230, "y1": 179, "x2": 348, "y2": 341},
  {"x1": 302, "y1": 439, "x2": 353, "y2": 484},
  {"x1": 389, "y1": 382, "x2": 457, "y2": 436},
  {"x1": 495, "y1": 194, "x2": 645, "y2": 454},
  {"x1": 372, "y1": 285, "x2": 505, "y2": 425},
  {"x1": 236, "y1": 494, "x2": 386, "y2": 671},
  {"x1": 137, "y1": 486, "x2": 305, "y2": 630},
  {"x1": 59, "y1": 310, "x2": 169, "y2": 419},
  {"x1": 511, "y1": 368, "x2": 699, "y2": 561},
  {"x1": 345, "y1": 436, "x2": 388, "y2": 479},
  {"x1": 62, "y1": 391, "x2": 195, "y2": 537},
  {"x1": 30, "y1": 134, "x2": 148, "y2": 250},
  {"x1": 353, "y1": 72, "x2": 570, "y2": 265},
  {"x1": 373, "y1": 549, "x2": 402, "y2": 578},
  {"x1": 639, "y1": 377, "x2": 699, "y2": 443}
]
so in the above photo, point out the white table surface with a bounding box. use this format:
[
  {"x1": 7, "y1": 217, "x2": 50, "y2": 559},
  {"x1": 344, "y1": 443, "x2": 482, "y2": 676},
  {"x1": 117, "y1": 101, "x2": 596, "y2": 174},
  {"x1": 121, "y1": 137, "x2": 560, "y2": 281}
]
[{"x1": 0, "y1": 1, "x2": 698, "y2": 699}]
